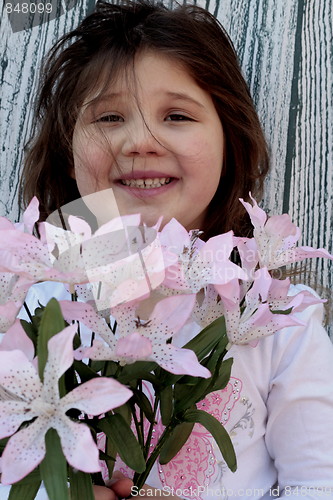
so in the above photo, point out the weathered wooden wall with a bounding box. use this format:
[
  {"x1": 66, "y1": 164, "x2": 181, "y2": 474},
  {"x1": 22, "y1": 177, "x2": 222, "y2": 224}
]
[{"x1": 1, "y1": 0, "x2": 332, "y2": 332}]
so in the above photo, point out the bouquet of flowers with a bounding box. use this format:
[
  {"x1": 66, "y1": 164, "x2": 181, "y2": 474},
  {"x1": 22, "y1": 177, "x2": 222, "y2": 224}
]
[{"x1": 0, "y1": 192, "x2": 331, "y2": 500}]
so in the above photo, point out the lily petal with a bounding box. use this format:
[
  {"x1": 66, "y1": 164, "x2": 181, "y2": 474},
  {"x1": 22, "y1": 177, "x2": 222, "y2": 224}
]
[
  {"x1": 61, "y1": 377, "x2": 132, "y2": 415},
  {"x1": 155, "y1": 344, "x2": 211, "y2": 378},
  {"x1": 0, "y1": 400, "x2": 38, "y2": 438},
  {"x1": 0, "y1": 350, "x2": 41, "y2": 401},
  {"x1": 1, "y1": 417, "x2": 49, "y2": 484},
  {"x1": 0, "y1": 319, "x2": 35, "y2": 360},
  {"x1": 115, "y1": 332, "x2": 152, "y2": 362},
  {"x1": 54, "y1": 415, "x2": 101, "y2": 473}
]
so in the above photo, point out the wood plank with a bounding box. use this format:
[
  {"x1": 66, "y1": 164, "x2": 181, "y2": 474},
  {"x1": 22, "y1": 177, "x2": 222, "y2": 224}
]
[
  {"x1": 288, "y1": 0, "x2": 333, "y2": 332},
  {"x1": 0, "y1": 0, "x2": 91, "y2": 220}
]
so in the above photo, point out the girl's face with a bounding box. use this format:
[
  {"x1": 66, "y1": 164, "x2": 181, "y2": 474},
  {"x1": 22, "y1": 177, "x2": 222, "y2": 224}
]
[{"x1": 72, "y1": 51, "x2": 224, "y2": 229}]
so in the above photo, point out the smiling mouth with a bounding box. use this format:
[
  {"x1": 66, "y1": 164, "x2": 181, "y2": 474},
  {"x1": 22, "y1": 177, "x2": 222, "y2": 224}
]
[{"x1": 119, "y1": 177, "x2": 173, "y2": 188}]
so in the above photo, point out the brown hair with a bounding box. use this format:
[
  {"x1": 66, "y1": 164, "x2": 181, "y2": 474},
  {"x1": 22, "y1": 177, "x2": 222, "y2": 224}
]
[{"x1": 21, "y1": 0, "x2": 269, "y2": 239}]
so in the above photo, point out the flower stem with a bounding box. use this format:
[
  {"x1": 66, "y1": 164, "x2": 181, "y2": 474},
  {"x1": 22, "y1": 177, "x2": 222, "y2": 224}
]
[
  {"x1": 131, "y1": 401, "x2": 144, "y2": 449},
  {"x1": 134, "y1": 419, "x2": 177, "y2": 489},
  {"x1": 144, "y1": 396, "x2": 160, "y2": 460}
]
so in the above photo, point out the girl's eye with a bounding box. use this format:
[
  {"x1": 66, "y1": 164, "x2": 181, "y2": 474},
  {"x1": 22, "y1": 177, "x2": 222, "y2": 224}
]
[
  {"x1": 95, "y1": 114, "x2": 124, "y2": 123},
  {"x1": 165, "y1": 114, "x2": 193, "y2": 121}
]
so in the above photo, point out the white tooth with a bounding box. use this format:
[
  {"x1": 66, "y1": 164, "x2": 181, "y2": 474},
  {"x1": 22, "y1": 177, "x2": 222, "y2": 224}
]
[{"x1": 121, "y1": 177, "x2": 172, "y2": 188}]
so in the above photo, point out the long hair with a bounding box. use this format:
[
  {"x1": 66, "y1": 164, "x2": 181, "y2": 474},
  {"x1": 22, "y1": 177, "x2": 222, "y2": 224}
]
[{"x1": 21, "y1": 0, "x2": 269, "y2": 238}]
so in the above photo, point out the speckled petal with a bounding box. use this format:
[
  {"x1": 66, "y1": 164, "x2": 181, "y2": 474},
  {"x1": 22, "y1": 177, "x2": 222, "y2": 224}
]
[
  {"x1": 22, "y1": 197, "x2": 40, "y2": 234},
  {"x1": 54, "y1": 415, "x2": 101, "y2": 473},
  {"x1": 153, "y1": 344, "x2": 210, "y2": 378},
  {"x1": 43, "y1": 325, "x2": 77, "y2": 400},
  {"x1": 0, "y1": 400, "x2": 38, "y2": 438},
  {"x1": 239, "y1": 194, "x2": 267, "y2": 227},
  {"x1": 149, "y1": 294, "x2": 195, "y2": 337},
  {"x1": 0, "y1": 302, "x2": 22, "y2": 332},
  {"x1": 0, "y1": 350, "x2": 41, "y2": 401},
  {"x1": 0, "y1": 319, "x2": 35, "y2": 360},
  {"x1": 1, "y1": 417, "x2": 48, "y2": 484},
  {"x1": 60, "y1": 377, "x2": 132, "y2": 415},
  {"x1": 78, "y1": 339, "x2": 116, "y2": 361},
  {"x1": 59, "y1": 301, "x2": 114, "y2": 346}
]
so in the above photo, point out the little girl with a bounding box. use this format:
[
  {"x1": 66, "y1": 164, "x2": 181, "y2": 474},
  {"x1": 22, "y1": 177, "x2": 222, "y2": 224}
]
[{"x1": 14, "y1": 1, "x2": 333, "y2": 499}]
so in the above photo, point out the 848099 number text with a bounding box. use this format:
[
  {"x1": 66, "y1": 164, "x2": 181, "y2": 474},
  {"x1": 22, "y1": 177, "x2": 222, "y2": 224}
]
[{"x1": 5, "y1": 2, "x2": 53, "y2": 14}]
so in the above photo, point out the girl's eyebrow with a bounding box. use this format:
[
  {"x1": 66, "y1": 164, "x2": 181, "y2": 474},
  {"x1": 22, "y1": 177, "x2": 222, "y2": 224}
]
[
  {"x1": 81, "y1": 91, "x2": 205, "y2": 115},
  {"x1": 83, "y1": 92, "x2": 124, "y2": 108},
  {"x1": 165, "y1": 92, "x2": 205, "y2": 109}
]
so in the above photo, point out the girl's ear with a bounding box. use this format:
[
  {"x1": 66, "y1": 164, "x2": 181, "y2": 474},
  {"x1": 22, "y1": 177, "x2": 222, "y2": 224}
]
[
  {"x1": 69, "y1": 167, "x2": 76, "y2": 180},
  {"x1": 220, "y1": 130, "x2": 227, "y2": 177}
]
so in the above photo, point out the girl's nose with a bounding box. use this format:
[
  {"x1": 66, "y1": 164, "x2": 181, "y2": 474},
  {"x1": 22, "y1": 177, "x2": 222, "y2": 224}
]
[{"x1": 121, "y1": 123, "x2": 165, "y2": 157}]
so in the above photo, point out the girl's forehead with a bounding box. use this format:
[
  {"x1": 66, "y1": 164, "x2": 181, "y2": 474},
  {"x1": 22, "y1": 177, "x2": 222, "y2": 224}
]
[{"x1": 80, "y1": 51, "x2": 202, "y2": 109}]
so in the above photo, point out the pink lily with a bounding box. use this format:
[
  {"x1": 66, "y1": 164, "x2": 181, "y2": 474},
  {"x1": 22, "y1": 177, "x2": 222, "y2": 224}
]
[
  {"x1": 239, "y1": 193, "x2": 333, "y2": 270},
  {"x1": 44, "y1": 211, "x2": 168, "y2": 305},
  {"x1": 0, "y1": 325, "x2": 132, "y2": 484},
  {"x1": 160, "y1": 219, "x2": 247, "y2": 301},
  {"x1": 222, "y1": 268, "x2": 324, "y2": 346},
  {"x1": 0, "y1": 197, "x2": 39, "y2": 234},
  {"x1": 67, "y1": 295, "x2": 210, "y2": 377},
  {"x1": 0, "y1": 198, "x2": 42, "y2": 331},
  {"x1": 0, "y1": 206, "x2": 167, "y2": 300}
]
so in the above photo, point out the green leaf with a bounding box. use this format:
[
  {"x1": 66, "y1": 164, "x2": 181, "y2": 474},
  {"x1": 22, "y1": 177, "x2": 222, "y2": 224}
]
[
  {"x1": 178, "y1": 357, "x2": 232, "y2": 410},
  {"x1": 39, "y1": 428, "x2": 70, "y2": 500},
  {"x1": 159, "y1": 386, "x2": 173, "y2": 426},
  {"x1": 0, "y1": 436, "x2": 9, "y2": 452},
  {"x1": 98, "y1": 414, "x2": 146, "y2": 473},
  {"x1": 8, "y1": 481, "x2": 41, "y2": 500},
  {"x1": 270, "y1": 307, "x2": 293, "y2": 315},
  {"x1": 132, "y1": 389, "x2": 155, "y2": 423},
  {"x1": 184, "y1": 316, "x2": 227, "y2": 360},
  {"x1": 210, "y1": 358, "x2": 233, "y2": 392},
  {"x1": 103, "y1": 360, "x2": 119, "y2": 377},
  {"x1": 118, "y1": 361, "x2": 158, "y2": 385},
  {"x1": 90, "y1": 360, "x2": 106, "y2": 373},
  {"x1": 159, "y1": 422, "x2": 194, "y2": 465},
  {"x1": 69, "y1": 467, "x2": 94, "y2": 500},
  {"x1": 105, "y1": 435, "x2": 118, "y2": 480},
  {"x1": 37, "y1": 298, "x2": 66, "y2": 383},
  {"x1": 73, "y1": 360, "x2": 100, "y2": 382},
  {"x1": 183, "y1": 409, "x2": 237, "y2": 472},
  {"x1": 174, "y1": 378, "x2": 211, "y2": 412},
  {"x1": 98, "y1": 449, "x2": 116, "y2": 462},
  {"x1": 114, "y1": 402, "x2": 132, "y2": 425},
  {"x1": 161, "y1": 316, "x2": 228, "y2": 387}
]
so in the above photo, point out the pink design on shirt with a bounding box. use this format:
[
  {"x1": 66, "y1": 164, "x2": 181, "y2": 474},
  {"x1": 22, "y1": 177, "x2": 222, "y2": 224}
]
[{"x1": 98, "y1": 378, "x2": 242, "y2": 499}]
